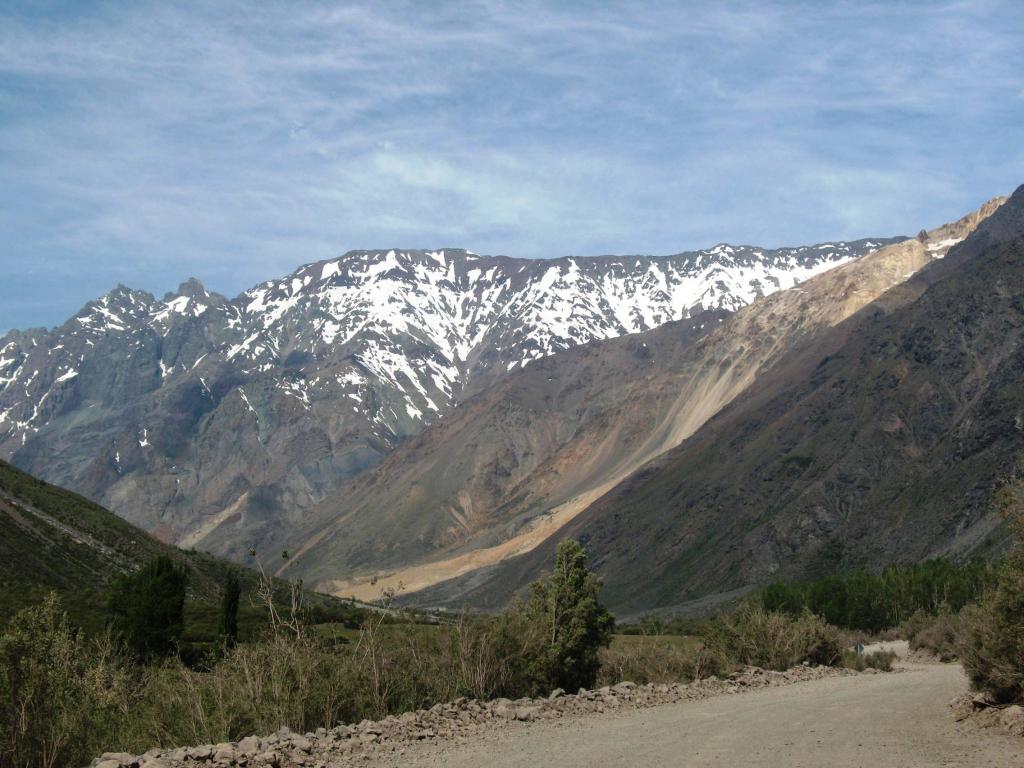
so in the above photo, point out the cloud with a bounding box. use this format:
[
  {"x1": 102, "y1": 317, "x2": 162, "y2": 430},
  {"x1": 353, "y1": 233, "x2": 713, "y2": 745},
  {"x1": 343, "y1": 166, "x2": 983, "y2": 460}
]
[{"x1": 0, "y1": 0, "x2": 1022, "y2": 331}]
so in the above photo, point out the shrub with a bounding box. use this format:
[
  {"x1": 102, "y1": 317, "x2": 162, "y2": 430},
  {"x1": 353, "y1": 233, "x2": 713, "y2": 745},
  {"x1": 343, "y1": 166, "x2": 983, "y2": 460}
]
[
  {"x1": 841, "y1": 649, "x2": 897, "y2": 672},
  {"x1": 902, "y1": 610, "x2": 962, "y2": 662},
  {"x1": 705, "y1": 606, "x2": 843, "y2": 670},
  {"x1": 957, "y1": 480, "x2": 1024, "y2": 704},
  {"x1": 959, "y1": 561, "x2": 1024, "y2": 704},
  {"x1": 596, "y1": 638, "x2": 728, "y2": 686},
  {"x1": 0, "y1": 594, "x2": 135, "y2": 768},
  {"x1": 108, "y1": 556, "x2": 187, "y2": 661}
]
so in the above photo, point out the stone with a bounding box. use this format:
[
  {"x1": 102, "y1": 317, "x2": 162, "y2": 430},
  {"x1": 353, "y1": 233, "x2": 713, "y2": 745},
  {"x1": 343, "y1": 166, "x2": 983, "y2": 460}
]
[
  {"x1": 237, "y1": 736, "x2": 262, "y2": 755},
  {"x1": 1001, "y1": 705, "x2": 1024, "y2": 736},
  {"x1": 188, "y1": 745, "x2": 214, "y2": 761},
  {"x1": 212, "y1": 743, "x2": 235, "y2": 762},
  {"x1": 96, "y1": 761, "x2": 123, "y2": 768},
  {"x1": 515, "y1": 706, "x2": 541, "y2": 722},
  {"x1": 98, "y1": 753, "x2": 136, "y2": 767},
  {"x1": 972, "y1": 691, "x2": 994, "y2": 709},
  {"x1": 492, "y1": 700, "x2": 516, "y2": 720},
  {"x1": 548, "y1": 688, "x2": 565, "y2": 699}
]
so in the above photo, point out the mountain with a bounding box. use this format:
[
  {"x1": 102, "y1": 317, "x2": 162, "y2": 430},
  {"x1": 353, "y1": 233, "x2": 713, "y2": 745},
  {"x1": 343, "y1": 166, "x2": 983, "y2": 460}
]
[
  {"x1": 0, "y1": 240, "x2": 895, "y2": 557},
  {"x1": 403, "y1": 187, "x2": 1023, "y2": 615},
  {"x1": 276, "y1": 200, "x2": 1004, "y2": 602}
]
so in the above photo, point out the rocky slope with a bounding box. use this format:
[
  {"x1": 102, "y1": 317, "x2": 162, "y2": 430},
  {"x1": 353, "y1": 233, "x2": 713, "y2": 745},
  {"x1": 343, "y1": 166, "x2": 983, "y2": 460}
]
[
  {"x1": 0, "y1": 241, "x2": 892, "y2": 556},
  {"x1": 411, "y1": 187, "x2": 1023, "y2": 614},
  {"x1": 275, "y1": 201, "x2": 1002, "y2": 601}
]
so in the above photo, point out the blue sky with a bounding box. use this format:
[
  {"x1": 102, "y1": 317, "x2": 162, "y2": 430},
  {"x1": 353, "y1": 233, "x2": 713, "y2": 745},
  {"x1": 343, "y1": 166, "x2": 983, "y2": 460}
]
[{"x1": 1, "y1": 1, "x2": 1022, "y2": 332}]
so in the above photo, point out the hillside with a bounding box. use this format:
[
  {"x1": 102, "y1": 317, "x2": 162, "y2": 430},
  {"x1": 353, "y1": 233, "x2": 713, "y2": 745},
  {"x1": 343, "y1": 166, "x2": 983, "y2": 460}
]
[
  {"x1": 411, "y1": 185, "x2": 1024, "y2": 614},
  {"x1": 274, "y1": 200, "x2": 1003, "y2": 601},
  {"x1": 0, "y1": 459, "x2": 352, "y2": 635},
  {"x1": 0, "y1": 240, "x2": 895, "y2": 560}
]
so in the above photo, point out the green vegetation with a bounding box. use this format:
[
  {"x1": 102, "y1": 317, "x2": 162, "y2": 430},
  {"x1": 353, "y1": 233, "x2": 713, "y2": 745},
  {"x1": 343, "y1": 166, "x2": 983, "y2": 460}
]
[
  {"x1": 840, "y1": 648, "x2": 897, "y2": 672},
  {"x1": 0, "y1": 458, "x2": 365, "y2": 643},
  {"x1": 511, "y1": 539, "x2": 615, "y2": 692},
  {"x1": 959, "y1": 482, "x2": 1024, "y2": 704},
  {"x1": 757, "y1": 559, "x2": 997, "y2": 632},
  {"x1": 219, "y1": 571, "x2": 240, "y2": 648},
  {"x1": 1, "y1": 538, "x2": 875, "y2": 768},
  {"x1": 704, "y1": 605, "x2": 843, "y2": 670},
  {"x1": 108, "y1": 556, "x2": 188, "y2": 661},
  {"x1": 0, "y1": 595, "x2": 132, "y2": 768}
]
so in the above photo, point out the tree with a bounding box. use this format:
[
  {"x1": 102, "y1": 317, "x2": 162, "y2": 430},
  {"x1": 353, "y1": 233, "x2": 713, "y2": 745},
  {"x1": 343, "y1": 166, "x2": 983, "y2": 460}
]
[
  {"x1": 522, "y1": 539, "x2": 614, "y2": 692},
  {"x1": 108, "y1": 555, "x2": 187, "y2": 660},
  {"x1": 0, "y1": 594, "x2": 131, "y2": 768},
  {"x1": 219, "y1": 571, "x2": 241, "y2": 648}
]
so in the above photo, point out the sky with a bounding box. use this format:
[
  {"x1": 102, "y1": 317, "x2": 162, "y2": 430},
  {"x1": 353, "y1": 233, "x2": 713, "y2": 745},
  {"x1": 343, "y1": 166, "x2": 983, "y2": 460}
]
[{"x1": 1, "y1": 1, "x2": 1022, "y2": 332}]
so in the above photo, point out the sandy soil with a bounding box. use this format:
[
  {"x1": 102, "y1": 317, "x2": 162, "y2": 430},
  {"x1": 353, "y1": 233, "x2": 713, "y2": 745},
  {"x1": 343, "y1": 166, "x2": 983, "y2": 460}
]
[{"x1": 375, "y1": 656, "x2": 1022, "y2": 767}]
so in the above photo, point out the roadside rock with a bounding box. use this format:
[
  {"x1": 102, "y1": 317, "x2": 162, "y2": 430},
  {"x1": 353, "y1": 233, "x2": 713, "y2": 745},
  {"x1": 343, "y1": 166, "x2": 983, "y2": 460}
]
[
  {"x1": 1000, "y1": 705, "x2": 1024, "y2": 737},
  {"x1": 94, "y1": 664, "x2": 867, "y2": 767}
]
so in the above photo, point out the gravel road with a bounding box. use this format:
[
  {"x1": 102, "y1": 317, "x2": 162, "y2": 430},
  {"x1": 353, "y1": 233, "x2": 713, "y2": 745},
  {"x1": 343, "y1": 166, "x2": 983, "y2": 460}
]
[{"x1": 382, "y1": 655, "x2": 1022, "y2": 767}]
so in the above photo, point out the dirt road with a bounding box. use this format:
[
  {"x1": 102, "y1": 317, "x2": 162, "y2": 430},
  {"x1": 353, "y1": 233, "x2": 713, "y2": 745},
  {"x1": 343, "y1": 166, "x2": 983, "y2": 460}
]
[{"x1": 383, "y1": 655, "x2": 1021, "y2": 767}]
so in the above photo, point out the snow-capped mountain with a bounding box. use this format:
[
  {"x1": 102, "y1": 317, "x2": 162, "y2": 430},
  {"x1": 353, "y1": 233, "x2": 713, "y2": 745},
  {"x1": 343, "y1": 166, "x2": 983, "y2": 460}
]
[{"x1": 0, "y1": 238, "x2": 898, "y2": 554}]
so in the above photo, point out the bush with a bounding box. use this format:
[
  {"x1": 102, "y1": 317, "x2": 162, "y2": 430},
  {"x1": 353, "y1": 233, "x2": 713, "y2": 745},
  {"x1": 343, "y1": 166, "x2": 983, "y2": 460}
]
[
  {"x1": 841, "y1": 649, "x2": 897, "y2": 672},
  {"x1": 0, "y1": 594, "x2": 135, "y2": 768},
  {"x1": 704, "y1": 606, "x2": 843, "y2": 671},
  {"x1": 957, "y1": 481, "x2": 1024, "y2": 704},
  {"x1": 902, "y1": 610, "x2": 962, "y2": 662},
  {"x1": 959, "y1": 561, "x2": 1024, "y2": 704},
  {"x1": 596, "y1": 638, "x2": 728, "y2": 686}
]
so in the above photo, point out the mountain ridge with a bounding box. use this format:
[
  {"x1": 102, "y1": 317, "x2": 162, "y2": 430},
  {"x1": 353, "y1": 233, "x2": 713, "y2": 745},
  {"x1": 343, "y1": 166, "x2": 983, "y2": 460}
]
[
  {"x1": 399, "y1": 188, "x2": 1023, "y2": 613},
  {"x1": 0, "y1": 238, "x2": 894, "y2": 556},
  {"x1": 272, "y1": 198, "x2": 1004, "y2": 601}
]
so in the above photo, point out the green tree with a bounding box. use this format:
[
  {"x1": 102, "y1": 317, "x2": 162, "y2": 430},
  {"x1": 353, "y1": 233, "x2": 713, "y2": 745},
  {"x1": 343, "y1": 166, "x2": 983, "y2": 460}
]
[
  {"x1": 960, "y1": 480, "x2": 1024, "y2": 703},
  {"x1": 0, "y1": 594, "x2": 132, "y2": 768},
  {"x1": 108, "y1": 555, "x2": 187, "y2": 660},
  {"x1": 521, "y1": 539, "x2": 614, "y2": 692},
  {"x1": 219, "y1": 571, "x2": 241, "y2": 648}
]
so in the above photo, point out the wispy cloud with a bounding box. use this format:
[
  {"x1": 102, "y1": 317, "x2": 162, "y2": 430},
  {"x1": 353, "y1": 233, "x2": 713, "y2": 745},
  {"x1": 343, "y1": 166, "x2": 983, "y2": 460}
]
[{"x1": 0, "y1": 0, "x2": 1022, "y2": 330}]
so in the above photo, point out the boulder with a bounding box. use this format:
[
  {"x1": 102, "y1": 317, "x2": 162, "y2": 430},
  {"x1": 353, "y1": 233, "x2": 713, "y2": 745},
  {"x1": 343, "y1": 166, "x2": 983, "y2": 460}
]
[
  {"x1": 236, "y1": 736, "x2": 261, "y2": 755},
  {"x1": 1000, "y1": 705, "x2": 1024, "y2": 736}
]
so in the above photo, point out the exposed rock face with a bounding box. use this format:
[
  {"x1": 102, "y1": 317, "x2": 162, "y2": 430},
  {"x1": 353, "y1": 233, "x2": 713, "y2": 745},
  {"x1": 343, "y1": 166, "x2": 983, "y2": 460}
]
[
  {"x1": 89, "y1": 665, "x2": 861, "y2": 768},
  {"x1": 419, "y1": 190, "x2": 1023, "y2": 615},
  {"x1": 276, "y1": 201, "x2": 1002, "y2": 603},
  {"x1": 0, "y1": 241, "x2": 892, "y2": 558}
]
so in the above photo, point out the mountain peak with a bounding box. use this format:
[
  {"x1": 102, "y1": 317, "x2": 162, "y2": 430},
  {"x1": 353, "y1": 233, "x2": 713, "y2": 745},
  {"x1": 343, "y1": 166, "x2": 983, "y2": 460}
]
[{"x1": 175, "y1": 277, "x2": 208, "y2": 299}]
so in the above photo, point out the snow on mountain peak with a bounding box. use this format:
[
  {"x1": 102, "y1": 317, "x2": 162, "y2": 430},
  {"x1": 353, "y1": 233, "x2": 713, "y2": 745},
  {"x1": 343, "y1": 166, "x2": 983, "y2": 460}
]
[{"x1": 0, "y1": 238, "x2": 898, "y2": 454}]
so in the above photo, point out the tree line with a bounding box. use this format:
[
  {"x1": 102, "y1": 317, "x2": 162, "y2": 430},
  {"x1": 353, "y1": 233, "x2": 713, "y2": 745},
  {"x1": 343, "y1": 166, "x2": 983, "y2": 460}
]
[{"x1": 757, "y1": 558, "x2": 998, "y2": 632}]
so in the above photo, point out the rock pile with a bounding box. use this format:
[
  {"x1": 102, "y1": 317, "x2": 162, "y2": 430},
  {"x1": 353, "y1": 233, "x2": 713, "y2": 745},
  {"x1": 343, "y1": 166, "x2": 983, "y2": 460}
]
[
  {"x1": 91, "y1": 665, "x2": 862, "y2": 768},
  {"x1": 950, "y1": 692, "x2": 1024, "y2": 738}
]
